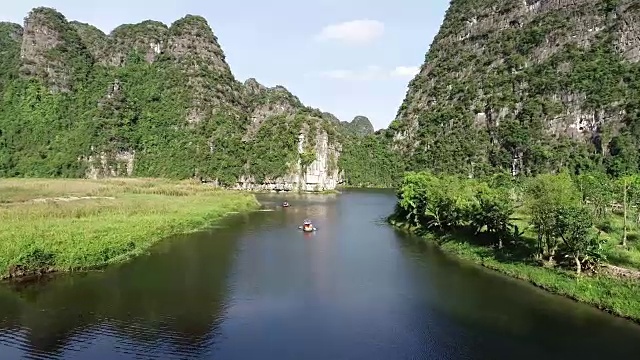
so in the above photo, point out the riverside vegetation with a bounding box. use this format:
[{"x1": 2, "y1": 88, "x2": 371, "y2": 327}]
[
  {"x1": 381, "y1": 0, "x2": 640, "y2": 322},
  {"x1": 0, "y1": 178, "x2": 259, "y2": 279},
  {"x1": 389, "y1": 171, "x2": 640, "y2": 322}
]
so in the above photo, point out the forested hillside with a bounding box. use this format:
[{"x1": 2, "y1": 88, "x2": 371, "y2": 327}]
[
  {"x1": 389, "y1": 0, "x2": 640, "y2": 178},
  {"x1": 0, "y1": 7, "x2": 380, "y2": 190}
]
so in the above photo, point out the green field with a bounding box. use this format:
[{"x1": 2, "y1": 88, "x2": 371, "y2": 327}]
[{"x1": 0, "y1": 178, "x2": 259, "y2": 279}]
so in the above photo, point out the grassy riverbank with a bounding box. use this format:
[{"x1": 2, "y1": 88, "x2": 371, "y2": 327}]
[
  {"x1": 390, "y1": 171, "x2": 640, "y2": 323},
  {"x1": 391, "y1": 220, "x2": 640, "y2": 322},
  {"x1": 0, "y1": 178, "x2": 260, "y2": 279}
]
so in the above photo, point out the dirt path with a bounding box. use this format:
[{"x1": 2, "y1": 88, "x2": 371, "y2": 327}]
[
  {"x1": 4, "y1": 196, "x2": 117, "y2": 205},
  {"x1": 602, "y1": 264, "x2": 640, "y2": 280}
]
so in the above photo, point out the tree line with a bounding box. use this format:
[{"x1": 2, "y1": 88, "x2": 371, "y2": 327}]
[{"x1": 391, "y1": 171, "x2": 640, "y2": 274}]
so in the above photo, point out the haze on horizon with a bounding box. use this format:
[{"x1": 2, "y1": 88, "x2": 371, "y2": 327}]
[{"x1": 1, "y1": 0, "x2": 450, "y2": 130}]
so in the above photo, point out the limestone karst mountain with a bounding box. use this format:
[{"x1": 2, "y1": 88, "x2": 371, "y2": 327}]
[
  {"x1": 389, "y1": 0, "x2": 640, "y2": 178},
  {"x1": 0, "y1": 7, "x2": 364, "y2": 191}
]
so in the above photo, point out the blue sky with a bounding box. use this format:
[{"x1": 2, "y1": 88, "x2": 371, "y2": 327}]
[{"x1": 2, "y1": 0, "x2": 450, "y2": 129}]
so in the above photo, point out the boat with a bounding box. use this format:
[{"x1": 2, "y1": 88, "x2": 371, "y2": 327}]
[
  {"x1": 299, "y1": 219, "x2": 316, "y2": 232},
  {"x1": 282, "y1": 201, "x2": 290, "y2": 207}
]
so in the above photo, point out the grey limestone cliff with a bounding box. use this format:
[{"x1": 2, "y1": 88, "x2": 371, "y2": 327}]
[{"x1": 390, "y1": 0, "x2": 640, "y2": 176}]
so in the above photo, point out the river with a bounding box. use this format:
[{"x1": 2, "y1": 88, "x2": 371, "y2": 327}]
[{"x1": 0, "y1": 189, "x2": 639, "y2": 359}]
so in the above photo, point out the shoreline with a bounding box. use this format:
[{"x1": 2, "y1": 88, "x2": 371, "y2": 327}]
[
  {"x1": 0, "y1": 179, "x2": 261, "y2": 282},
  {"x1": 240, "y1": 188, "x2": 341, "y2": 195},
  {"x1": 2, "y1": 199, "x2": 261, "y2": 282},
  {"x1": 389, "y1": 219, "x2": 640, "y2": 325}
]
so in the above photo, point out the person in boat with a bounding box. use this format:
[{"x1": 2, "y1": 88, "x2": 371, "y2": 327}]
[
  {"x1": 301, "y1": 219, "x2": 315, "y2": 232},
  {"x1": 282, "y1": 200, "x2": 290, "y2": 207}
]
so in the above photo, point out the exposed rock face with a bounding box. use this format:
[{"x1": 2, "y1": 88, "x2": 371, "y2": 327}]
[
  {"x1": 234, "y1": 131, "x2": 342, "y2": 192},
  {"x1": 19, "y1": 8, "x2": 92, "y2": 92},
  {"x1": 242, "y1": 78, "x2": 303, "y2": 140},
  {"x1": 236, "y1": 78, "x2": 344, "y2": 190},
  {"x1": 0, "y1": 7, "x2": 346, "y2": 191},
  {"x1": 390, "y1": 0, "x2": 640, "y2": 176},
  {"x1": 108, "y1": 21, "x2": 168, "y2": 66},
  {"x1": 19, "y1": 9, "x2": 64, "y2": 81},
  {"x1": 83, "y1": 149, "x2": 135, "y2": 179},
  {"x1": 299, "y1": 131, "x2": 342, "y2": 191},
  {"x1": 167, "y1": 15, "x2": 231, "y2": 73},
  {"x1": 616, "y1": 2, "x2": 640, "y2": 63}
]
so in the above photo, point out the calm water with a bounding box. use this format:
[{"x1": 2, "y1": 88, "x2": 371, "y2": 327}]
[{"x1": 0, "y1": 189, "x2": 639, "y2": 359}]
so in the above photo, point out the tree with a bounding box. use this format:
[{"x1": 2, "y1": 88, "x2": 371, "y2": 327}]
[
  {"x1": 394, "y1": 172, "x2": 475, "y2": 230},
  {"x1": 615, "y1": 175, "x2": 640, "y2": 247},
  {"x1": 626, "y1": 176, "x2": 640, "y2": 227},
  {"x1": 396, "y1": 172, "x2": 433, "y2": 227},
  {"x1": 575, "y1": 171, "x2": 614, "y2": 218},
  {"x1": 524, "y1": 173, "x2": 581, "y2": 262},
  {"x1": 553, "y1": 204, "x2": 594, "y2": 274},
  {"x1": 469, "y1": 185, "x2": 515, "y2": 249}
]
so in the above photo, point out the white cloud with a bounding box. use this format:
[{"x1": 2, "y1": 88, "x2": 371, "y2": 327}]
[
  {"x1": 318, "y1": 65, "x2": 384, "y2": 81},
  {"x1": 390, "y1": 66, "x2": 420, "y2": 77},
  {"x1": 315, "y1": 19, "x2": 384, "y2": 45},
  {"x1": 314, "y1": 65, "x2": 419, "y2": 81}
]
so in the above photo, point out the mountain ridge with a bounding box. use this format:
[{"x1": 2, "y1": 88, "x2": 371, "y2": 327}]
[
  {"x1": 0, "y1": 7, "x2": 374, "y2": 191},
  {"x1": 388, "y1": 0, "x2": 640, "y2": 178}
]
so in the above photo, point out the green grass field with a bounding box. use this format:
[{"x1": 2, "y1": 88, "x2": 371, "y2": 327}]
[{"x1": 0, "y1": 178, "x2": 259, "y2": 279}]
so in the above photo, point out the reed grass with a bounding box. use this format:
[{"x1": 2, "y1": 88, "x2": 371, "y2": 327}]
[{"x1": 0, "y1": 178, "x2": 259, "y2": 279}]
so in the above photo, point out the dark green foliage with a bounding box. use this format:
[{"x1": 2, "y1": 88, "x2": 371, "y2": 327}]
[
  {"x1": 338, "y1": 134, "x2": 403, "y2": 187},
  {"x1": 0, "y1": 23, "x2": 22, "y2": 94},
  {"x1": 245, "y1": 114, "x2": 307, "y2": 183},
  {"x1": 340, "y1": 116, "x2": 374, "y2": 137},
  {"x1": 0, "y1": 8, "x2": 360, "y2": 186},
  {"x1": 392, "y1": 171, "x2": 607, "y2": 273},
  {"x1": 14, "y1": 247, "x2": 56, "y2": 272}
]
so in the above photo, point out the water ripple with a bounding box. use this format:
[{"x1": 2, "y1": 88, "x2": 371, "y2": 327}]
[{"x1": 1, "y1": 190, "x2": 640, "y2": 359}]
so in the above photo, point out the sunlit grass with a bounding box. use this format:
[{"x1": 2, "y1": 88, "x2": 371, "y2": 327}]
[
  {"x1": 594, "y1": 212, "x2": 640, "y2": 270},
  {"x1": 392, "y1": 210, "x2": 640, "y2": 323},
  {"x1": 510, "y1": 209, "x2": 640, "y2": 271},
  {"x1": 436, "y1": 237, "x2": 640, "y2": 322},
  {"x1": 0, "y1": 178, "x2": 260, "y2": 278}
]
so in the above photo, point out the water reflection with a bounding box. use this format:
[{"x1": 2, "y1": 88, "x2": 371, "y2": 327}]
[
  {"x1": 0, "y1": 218, "x2": 249, "y2": 359},
  {"x1": 0, "y1": 190, "x2": 638, "y2": 360},
  {"x1": 394, "y1": 231, "x2": 640, "y2": 359}
]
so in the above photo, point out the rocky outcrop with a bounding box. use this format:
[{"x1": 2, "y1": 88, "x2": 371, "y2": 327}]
[
  {"x1": 1, "y1": 7, "x2": 349, "y2": 192},
  {"x1": 167, "y1": 15, "x2": 231, "y2": 73},
  {"x1": 107, "y1": 21, "x2": 168, "y2": 66},
  {"x1": 242, "y1": 78, "x2": 303, "y2": 140},
  {"x1": 616, "y1": 2, "x2": 640, "y2": 63},
  {"x1": 298, "y1": 131, "x2": 342, "y2": 191},
  {"x1": 234, "y1": 131, "x2": 342, "y2": 192},
  {"x1": 390, "y1": 0, "x2": 640, "y2": 176},
  {"x1": 19, "y1": 7, "x2": 92, "y2": 92},
  {"x1": 341, "y1": 115, "x2": 374, "y2": 137},
  {"x1": 83, "y1": 149, "x2": 135, "y2": 179}
]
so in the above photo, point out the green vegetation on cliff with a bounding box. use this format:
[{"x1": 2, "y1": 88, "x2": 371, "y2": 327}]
[
  {"x1": 390, "y1": 171, "x2": 640, "y2": 321},
  {"x1": 391, "y1": 0, "x2": 640, "y2": 178},
  {"x1": 340, "y1": 115, "x2": 374, "y2": 137},
  {"x1": 0, "y1": 7, "x2": 347, "y2": 188},
  {"x1": 338, "y1": 132, "x2": 403, "y2": 187}
]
